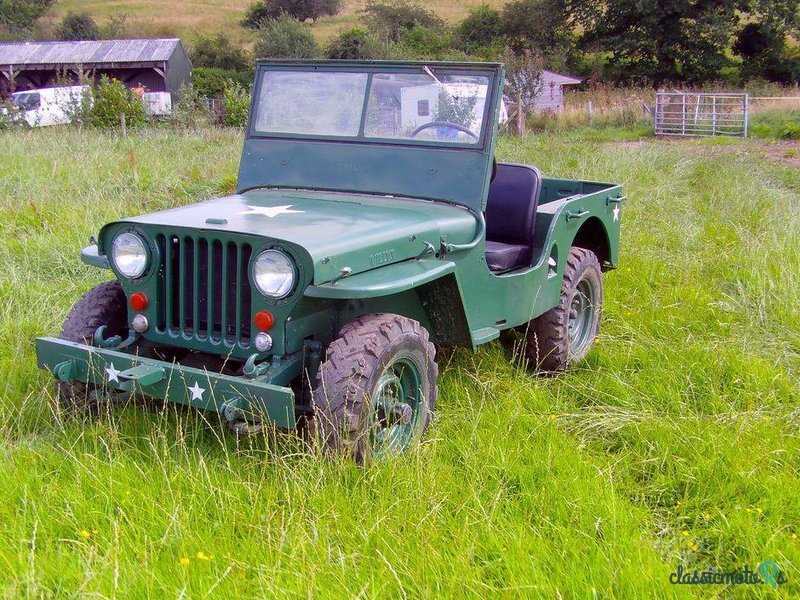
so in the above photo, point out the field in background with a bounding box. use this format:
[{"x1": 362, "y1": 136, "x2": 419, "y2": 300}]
[
  {"x1": 44, "y1": 0, "x2": 507, "y2": 43},
  {"x1": 534, "y1": 84, "x2": 800, "y2": 137},
  {"x1": 0, "y1": 126, "x2": 798, "y2": 596}
]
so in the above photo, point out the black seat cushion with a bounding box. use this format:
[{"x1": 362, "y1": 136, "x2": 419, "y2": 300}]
[
  {"x1": 485, "y1": 241, "x2": 532, "y2": 272},
  {"x1": 485, "y1": 163, "x2": 542, "y2": 271}
]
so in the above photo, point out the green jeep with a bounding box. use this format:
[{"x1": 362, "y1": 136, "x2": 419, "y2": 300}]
[{"x1": 36, "y1": 61, "x2": 624, "y2": 462}]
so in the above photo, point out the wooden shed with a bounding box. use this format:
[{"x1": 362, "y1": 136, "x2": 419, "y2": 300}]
[
  {"x1": 534, "y1": 70, "x2": 582, "y2": 113},
  {"x1": 0, "y1": 38, "x2": 191, "y2": 99}
]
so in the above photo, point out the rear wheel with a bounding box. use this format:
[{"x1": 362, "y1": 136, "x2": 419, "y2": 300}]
[
  {"x1": 526, "y1": 247, "x2": 603, "y2": 372},
  {"x1": 312, "y1": 313, "x2": 437, "y2": 463},
  {"x1": 57, "y1": 281, "x2": 128, "y2": 413}
]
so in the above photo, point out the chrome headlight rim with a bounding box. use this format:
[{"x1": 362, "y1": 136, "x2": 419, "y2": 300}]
[
  {"x1": 251, "y1": 248, "x2": 297, "y2": 300},
  {"x1": 110, "y1": 230, "x2": 150, "y2": 280}
]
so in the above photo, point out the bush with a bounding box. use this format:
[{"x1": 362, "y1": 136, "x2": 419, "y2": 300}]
[
  {"x1": 361, "y1": 1, "x2": 443, "y2": 43},
  {"x1": 241, "y1": 0, "x2": 341, "y2": 28},
  {"x1": 222, "y1": 81, "x2": 250, "y2": 127},
  {"x1": 190, "y1": 34, "x2": 251, "y2": 72},
  {"x1": 325, "y1": 27, "x2": 382, "y2": 59},
  {"x1": 0, "y1": 0, "x2": 54, "y2": 34},
  {"x1": 56, "y1": 11, "x2": 100, "y2": 41},
  {"x1": 455, "y1": 4, "x2": 504, "y2": 53},
  {"x1": 99, "y1": 13, "x2": 129, "y2": 38},
  {"x1": 170, "y1": 84, "x2": 213, "y2": 128},
  {"x1": 398, "y1": 25, "x2": 453, "y2": 59},
  {"x1": 253, "y1": 14, "x2": 320, "y2": 58},
  {"x1": 192, "y1": 67, "x2": 252, "y2": 98},
  {"x1": 89, "y1": 76, "x2": 146, "y2": 128}
]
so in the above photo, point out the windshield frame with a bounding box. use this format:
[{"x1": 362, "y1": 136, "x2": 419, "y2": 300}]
[{"x1": 247, "y1": 60, "x2": 501, "y2": 151}]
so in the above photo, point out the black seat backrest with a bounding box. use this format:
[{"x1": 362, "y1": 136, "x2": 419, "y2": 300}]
[{"x1": 485, "y1": 163, "x2": 542, "y2": 246}]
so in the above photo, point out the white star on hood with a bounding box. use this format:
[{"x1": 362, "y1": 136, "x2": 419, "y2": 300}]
[{"x1": 239, "y1": 205, "x2": 304, "y2": 218}]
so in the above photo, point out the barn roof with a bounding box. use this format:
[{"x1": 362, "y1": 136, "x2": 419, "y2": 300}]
[{"x1": 0, "y1": 39, "x2": 181, "y2": 67}]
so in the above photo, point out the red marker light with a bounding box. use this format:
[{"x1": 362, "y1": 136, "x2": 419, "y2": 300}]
[
  {"x1": 130, "y1": 292, "x2": 148, "y2": 311},
  {"x1": 253, "y1": 310, "x2": 274, "y2": 331}
]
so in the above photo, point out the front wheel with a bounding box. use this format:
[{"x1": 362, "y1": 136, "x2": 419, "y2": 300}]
[
  {"x1": 57, "y1": 281, "x2": 129, "y2": 413},
  {"x1": 312, "y1": 313, "x2": 438, "y2": 463},
  {"x1": 526, "y1": 247, "x2": 603, "y2": 372}
]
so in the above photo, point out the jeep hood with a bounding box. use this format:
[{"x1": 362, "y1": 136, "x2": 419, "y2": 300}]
[{"x1": 113, "y1": 189, "x2": 478, "y2": 284}]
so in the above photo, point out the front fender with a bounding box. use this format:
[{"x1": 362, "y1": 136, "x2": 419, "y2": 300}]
[{"x1": 304, "y1": 258, "x2": 456, "y2": 300}]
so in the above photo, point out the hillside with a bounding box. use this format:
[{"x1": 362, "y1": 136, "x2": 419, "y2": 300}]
[{"x1": 44, "y1": 0, "x2": 508, "y2": 45}]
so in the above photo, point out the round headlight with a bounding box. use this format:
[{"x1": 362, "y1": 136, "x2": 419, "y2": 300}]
[
  {"x1": 253, "y1": 249, "x2": 295, "y2": 298},
  {"x1": 111, "y1": 232, "x2": 148, "y2": 279}
]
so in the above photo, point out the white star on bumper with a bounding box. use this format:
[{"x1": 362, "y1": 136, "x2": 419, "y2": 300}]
[
  {"x1": 239, "y1": 205, "x2": 304, "y2": 218},
  {"x1": 612, "y1": 205, "x2": 621, "y2": 222},
  {"x1": 188, "y1": 382, "x2": 205, "y2": 401},
  {"x1": 105, "y1": 363, "x2": 121, "y2": 383}
]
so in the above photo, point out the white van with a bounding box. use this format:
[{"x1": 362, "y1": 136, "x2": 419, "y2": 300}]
[{"x1": 5, "y1": 85, "x2": 91, "y2": 127}]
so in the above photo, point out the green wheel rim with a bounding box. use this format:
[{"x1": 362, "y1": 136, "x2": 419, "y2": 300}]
[
  {"x1": 567, "y1": 278, "x2": 596, "y2": 356},
  {"x1": 369, "y1": 353, "x2": 424, "y2": 459}
]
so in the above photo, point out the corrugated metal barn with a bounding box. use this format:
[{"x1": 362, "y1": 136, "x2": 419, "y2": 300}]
[{"x1": 0, "y1": 38, "x2": 191, "y2": 98}]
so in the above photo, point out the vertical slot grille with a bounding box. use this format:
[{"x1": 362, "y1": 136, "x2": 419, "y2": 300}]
[{"x1": 156, "y1": 234, "x2": 252, "y2": 347}]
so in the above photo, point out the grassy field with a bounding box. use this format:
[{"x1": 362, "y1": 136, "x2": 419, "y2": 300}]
[
  {"x1": 44, "y1": 0, "x2": 506, "y2": 43},
  {"x1": 0, "y1": 126, "x2": 798, "y2": 597}
]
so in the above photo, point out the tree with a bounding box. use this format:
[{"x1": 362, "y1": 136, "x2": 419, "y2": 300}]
[
  {"x1": 502, "y1": 0, "x2": 574, "y2": 65},
  {"x1": 455, "y1": 4, "x2": 504, "y2": 53},
  {"x1": 190, "y1": 34, "x2": 251, "y2": 71},
  {"x1": 325, "y1": 27, "x2": 382, "y2": 59},
  {"x1": 56, "y1": 11, "x2": 100, "y2": 41},
  {"x1": 0, "y1": 0, "x2": 54, "y2": 34},
  {"x1": 569, "y1": 0, "x2": 743, "y2": 84},
  {"x1": 733, "y1": 0, "x2": 800, "y2": 82},
  {"x1": 500, "y1": 47, "x2": 544, "y2": 135},
  {"x1": 253, "y1": 14, "x2": 320, "y2": 58},
  {"x1": 241, "y1": 0, "x2": 341, "y2": 28},
  {"x1": 361, "y1": 1, "x2": 444, "y2": 43}
]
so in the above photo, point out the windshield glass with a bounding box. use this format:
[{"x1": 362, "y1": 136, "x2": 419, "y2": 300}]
[
  {"x1": 252, "y1": 67, "x2": 492, "y2": 146},
  {"x1": 12, "y1": 92, "x2": 40, "y2": 111}
]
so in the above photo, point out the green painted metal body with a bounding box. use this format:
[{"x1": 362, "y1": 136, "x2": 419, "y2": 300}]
[{"x1": 37, "y1": 60, "x2": 623, "y2": 429}]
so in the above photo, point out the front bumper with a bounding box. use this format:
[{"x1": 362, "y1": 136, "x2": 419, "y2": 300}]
[{"x1": 35, "y1": 337, "x2": 299, "y2": 429}]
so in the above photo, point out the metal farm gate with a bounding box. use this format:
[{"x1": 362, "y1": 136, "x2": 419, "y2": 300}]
[{"x1": 655, "y1": 92, "x2": 749, "y2": 138}]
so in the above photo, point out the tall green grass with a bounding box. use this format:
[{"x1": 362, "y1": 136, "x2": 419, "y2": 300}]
[{"x1": 0, "y1": 127, "x2": 797, "y2": 597}]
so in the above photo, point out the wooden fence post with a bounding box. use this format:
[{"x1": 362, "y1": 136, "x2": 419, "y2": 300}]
[{"x1": 120, "y1": 112, "x2": 126, "y2": 139}]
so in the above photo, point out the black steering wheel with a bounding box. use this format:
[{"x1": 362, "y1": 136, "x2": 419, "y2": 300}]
[{"x1": 410, "y1": 121, "x2": 479, "y2": 141}]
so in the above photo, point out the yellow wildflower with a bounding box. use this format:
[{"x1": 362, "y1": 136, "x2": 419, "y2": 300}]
[
  {"x1": 755, "y1": 507, "x2": 763, "y2": 514},
  {"x1": 196, "y1": 551, "x2": 212, "y2": 561},
  {"x1": 79, "y1": 530, "x2": 91, "y2": 539},
  {"x1": 681, "y1": 531, "x2": 689, "y2": 537},
  {"x1": 703, "y1": 513, "x2": 711, "y2": 521},
  {"x1": 180, "y1": 557, "x2": 190, "y2": 566}
]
